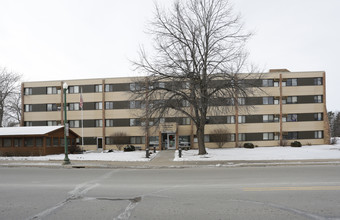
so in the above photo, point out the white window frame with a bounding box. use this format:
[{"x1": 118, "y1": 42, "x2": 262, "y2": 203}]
[
  {"x1": 314, "y1": 131, "x2": 323, "y2": 139},
  {"x1": 25, "y1": 104, "x2": 32, "y2": 112},
  {"x1": 182, "y1": 117, "x2": 190, "y2": 125},
  {"x1": 263, "y1": 132, "x2": 274, "y2": 140},
  {"x1": 238, "y1": 97, "x2": 245, "y2": 105},
  {"x1": 238, "y1": 115, "x2": 246, "y2": 124},
  {"x1": 238, "y1": 133, "x2": 246, "y2": 141},
  {"x1": 24, "y1": 88, "x2": 32, "y2": 95},
  {"x1": 106, "y1": 119, "x2": 114, "y2": 127},
  {"x1": 95, "y1": 102, "x2": 102, "y2": 110},
  {"x1": 227, "y1": 116, "x2": 235, "y2": 124},
  {"x1": 95, "y1": 119, "x2": 103, "y2": 127},
  {"x1": 105, "y1": 102, "x2": 114, "y2": 109},
  {"x1": 95, "y1": 85, "x2": 102, "y2": 93}
]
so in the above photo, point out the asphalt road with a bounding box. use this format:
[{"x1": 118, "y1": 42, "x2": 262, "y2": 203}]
[{"x1": 1, "y1": 166, "x2": 340, "y2": 220}]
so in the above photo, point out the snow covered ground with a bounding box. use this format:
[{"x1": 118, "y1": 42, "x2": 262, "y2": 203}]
[
  {"x1": 0, "y1": 150, "x2": 156, "y2": 162},
  {"x1": 1, "y1": 144, "x2": 340, "y2": 162},
  {"x1": 174, "y1": 144, "x2": 340, "y2": 161}
]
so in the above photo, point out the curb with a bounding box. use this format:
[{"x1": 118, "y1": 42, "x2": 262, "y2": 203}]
[{"x1": 1, "y1": 159, "x2": 340, "y2": 169}]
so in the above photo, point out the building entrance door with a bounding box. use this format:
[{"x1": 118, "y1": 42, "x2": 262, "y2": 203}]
[
  {"x1": 161, "y1": 133, "x2": 176, "y2": 150},
  {"x1": 97, "y1": 137, "x2": 103, "y2": 150},
  {"x1": 167, "y1": 133, "x2": 176, "y2": 150}
]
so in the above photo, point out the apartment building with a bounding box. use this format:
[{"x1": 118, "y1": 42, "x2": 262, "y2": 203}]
[{"x1": 21, "y1": 69, "x2": 330, "y2": 151}]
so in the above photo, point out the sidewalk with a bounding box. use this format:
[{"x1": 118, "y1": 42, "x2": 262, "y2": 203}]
[{"x1": 1, "y1": 150, "x2": 340, "y2": 169}]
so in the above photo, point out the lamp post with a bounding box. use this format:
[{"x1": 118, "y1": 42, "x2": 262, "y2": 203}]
[{"x1": 63, "y1": 82, "x2": 71, "y2": 165}]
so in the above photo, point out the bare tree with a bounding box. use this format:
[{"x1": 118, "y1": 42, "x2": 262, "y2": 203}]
[
  {"x1": 211, "y1": 128, "x2": 229, "y2": 148},
  {"x1": 0, "y1": 67, "x2": 21, "y2": 127},
  {"x1": 111, "y1": 132, "x2": 129, "y2": 150},
  {"x1": 3, "y1": 92, "x2": 21, "y2": 127},
  {"x1": 132, "y1": 0, "x2": 259, "y2": 155}
]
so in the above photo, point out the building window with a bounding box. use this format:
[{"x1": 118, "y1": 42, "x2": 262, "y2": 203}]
[
  {"x1": 69, "y1": 103, "x2": 80, "y2": 111},
  {"x1": 274, "y1": 81, "x2": 279, "y2": 87},
  {"x1": 24, "y1": 105, "x2": 32, "y2": 112},
  {"x1": 69, "y1": 86, "x2": 79, "y2": 94},
  {"x1": 130, "y1": 101, "x2": 141, "y2": 109},
  {"x1": 263, "y1": 132, "x2": 274, "y2": 140},
  {"x1": 69, "y1": 120, "x2": 80, "y2": 128},
  {"x1": 24, "y1": 88, "x2": 32, "y2": 95},
  {"x1": 238, "y1": 133, "x2": 246, "y2": 141},
  {"x1": 274, "y1": 97, "x2": 279, "y2": 105},
  {"x1": 286, "y1": 132, "x2": 298, "y2": 140},
  {"x1": 263, "y1": 97, "x2": 274, "y2": 105},
  {"x1": 314, "y1": 131, "x2": 323, "y2": 139},
  {"x1": 263, "y1": 115, "x2": 274, "y2": 123},
  {"x1": 45, "y1": 138, "x2": 51, "y2": 147},
  {"x1": 238, "y1": 97, "x2": 245, "y2": 105},
  {"x1": 47, "y1": 87, "x2": 57, "y2": 94},
  {"x1": 182, "y1": 82, "x2": 190, "y2": 89},
  {"x1": 13, "y1": 138, "x2": 21, "y2": 147},
  {"x1": 182, "y1": 100, "x2": 190, "y2": 107},
  {"x1": 95, "y1": 85, "x2": 103, "y2": 93},
  {"x1": 314, "y1": 95, "x2": 323, "y2": 103},
  {"x1": 130, "y1": 83, "x2": 141, "y2": 91},
  {"x1": 53, "y1": 138, "x2": 59, "y2": 147},
  {"x1": 287, "y1": 96, "x2": 297, "y2": 104},
  {"x1": 227, "y1": 116, "x2": 235, "y2": 124},
  {"x1": 262, "y1": 79, "x2": 273, "y2": 87},
  {"x1": 25, "y1": 121, "x2": 33, "y2": 126},
  {"x1": 182, "y1": 118, "x2": 190, "y2": 125},
  {"x1": 105, "y1": 137, "x2": 113, "y2": 145},
  {"x1": 95, "y1": 120, "x2": 103, "y2": 127},
  {"x1": 24, "y1": 138, "x2": 34, "y2": 147},
  {"x1": 130, "y1": 136, "x2": 145, "y2": 144},
  {"x1": 106, "y1": 119, "x2": 114, "y2": 127},
  {"x1": 314, "y1": 78, "x2": 322, "y2": 85},
  {"x1": 104, "y1": 101, "x2": 113, "y2": 109},
  {"x1": 204, "y1": 135, "x2": 210, "y2": 142},
  {"x1": 130, "y1": 119, "x2": 140, "y2": 126},
  {"x1": 286, "y1": 78, "x2": 297, "y2": 86},
  {"x1": 36, "y1": 138, "x2": 43, "y2": 147},
  {"x1": 95, "y1": 102, "x2": 102, "y2": 110},
  {"x1": 238, "y1": 115, "x2": 246, "y2": 124},
  {"x1": 105, "y1": 84, "x2": 114, "y2": 92},
  {"x1": 230, "y1": 134, "x2": 235, "y2": 142},
  {"x1": 314, "y1": 113, "x2": 323, "y2": 121},
  {"x1": 4, "y1": 138, "x2": 11, "y2": 147},
  {"x1": 150, "y1": 136, "x2": 160, "y2": 145},
  {"x1": 47, "y1": 121, "x2": 58, "y2": 126},
  {"x1": 47, "y1": 104, "x2": 57, "y2": 111},
  {"x1": 287, "y1": 114, "x2": 298, "y2": 122}
]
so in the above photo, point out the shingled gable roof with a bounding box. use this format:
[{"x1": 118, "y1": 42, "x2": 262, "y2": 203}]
[{"x1": 0, "y1": 126, "x2": 79, "y2": 137}]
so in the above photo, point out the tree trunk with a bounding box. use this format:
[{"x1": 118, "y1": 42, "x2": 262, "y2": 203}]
[{"x1": 197, "y1": 124, "x2": 207, "y2": 155}]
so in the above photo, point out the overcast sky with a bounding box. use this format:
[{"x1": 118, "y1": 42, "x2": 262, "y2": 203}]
[{"x1": 0, "y1": 0, "x2": 339, "y2": 111}]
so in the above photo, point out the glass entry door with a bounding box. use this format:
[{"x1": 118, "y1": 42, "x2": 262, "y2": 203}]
[{"x1": 167, "y1": 133, "x2": 176, "y2": 150}]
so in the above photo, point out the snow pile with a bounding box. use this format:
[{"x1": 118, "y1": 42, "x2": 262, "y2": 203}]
[
  {"x1": 0, "y1": 150, "x2": 156, "y2": 162},
  {"x1": 174, "y1": 144, "x2": 340, "y2": 161}
]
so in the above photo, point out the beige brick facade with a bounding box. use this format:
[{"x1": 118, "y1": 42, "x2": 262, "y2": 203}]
[{"x1": 21, "y1": 70, "x2": 329, "y2": 150}]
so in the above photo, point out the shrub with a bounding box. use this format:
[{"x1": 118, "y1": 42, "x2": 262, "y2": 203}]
[
  {"x1": 124, "y1": 145, "x2": 136, "y2": 152},
  {"x1": 243, "y1": 143, "x2": 254, "y2": 149},
  {"x1": 291, "y1": 141, "x2": 302, "y2": 147},
  {"x1": 69, "y1": 145, "x2": 82, "y2": 154}
]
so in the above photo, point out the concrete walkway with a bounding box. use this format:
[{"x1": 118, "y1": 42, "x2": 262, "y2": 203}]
[{"x1": 149, "y1": 150, "x2": 175, "y2": 165}]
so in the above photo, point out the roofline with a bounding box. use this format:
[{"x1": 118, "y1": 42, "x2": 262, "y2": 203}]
[
  {"x1": 21, "y1": 70, "x2": 326, "y2": 84},
  {"x1": 0, "y1": 126, "x2": 80, "y2": 138}
]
